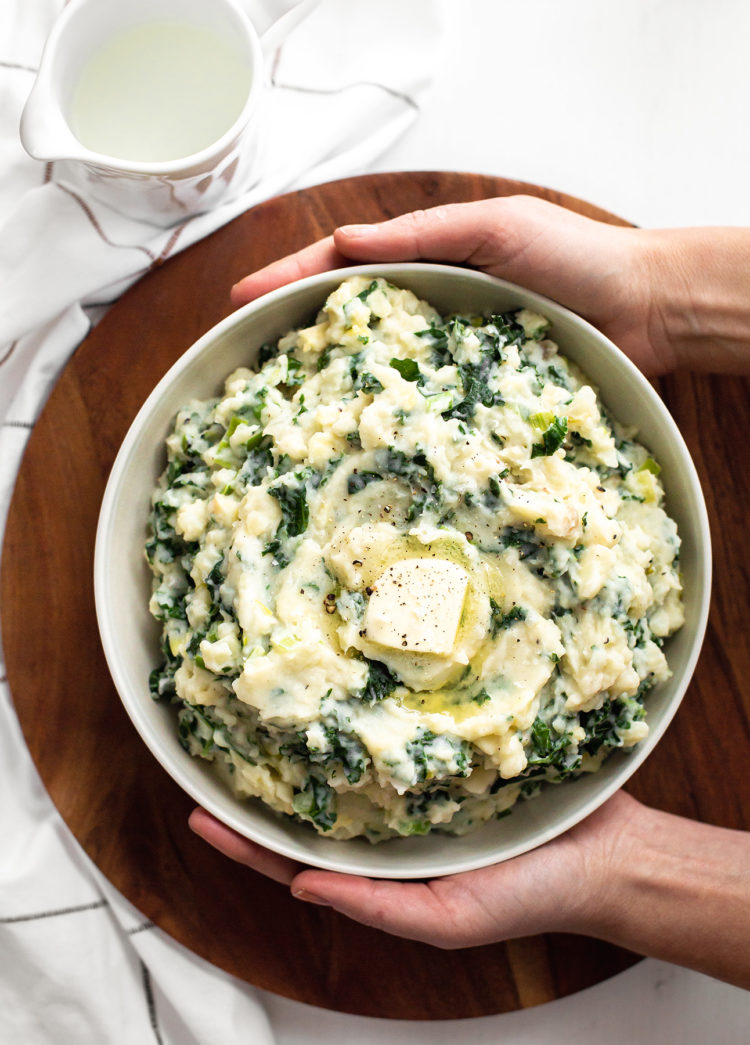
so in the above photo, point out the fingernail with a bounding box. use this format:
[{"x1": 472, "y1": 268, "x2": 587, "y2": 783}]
[
  {"x1": 338, "y1": 224, "x2": 375, "y2": 238},
  {"x1": 293, "y1": 888, "x2": 330, "y2": 907},
  {"x1": 187, "y1": 809, "x2": 203, "y2": 833}
]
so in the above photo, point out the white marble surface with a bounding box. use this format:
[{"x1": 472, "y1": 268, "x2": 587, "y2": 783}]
[
  {"x1": 371, "y1": 0, "x2": 750, "y2": 230},
  {"x1": 263, "y1": 0, "x2": 750, "y2": 1036},
  {"x1": 263, "y1": 959, "x2": 749, "y2": 1044}
]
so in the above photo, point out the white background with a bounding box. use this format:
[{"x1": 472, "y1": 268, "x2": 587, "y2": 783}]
[{"x1": 372, "y1": 0, "x2": 750, "y2": 229}]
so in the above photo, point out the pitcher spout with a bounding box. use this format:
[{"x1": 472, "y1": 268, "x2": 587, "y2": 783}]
[{"x1": 20, "y1": 75, "x2": 88, "y2": 163}]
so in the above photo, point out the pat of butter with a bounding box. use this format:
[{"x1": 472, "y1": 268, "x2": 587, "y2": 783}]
[{"x1": 364, "y1": 558, "x2": 469, "y2": 655}]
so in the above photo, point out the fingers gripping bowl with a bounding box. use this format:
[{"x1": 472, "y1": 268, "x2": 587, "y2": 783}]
[{"x1": 95, "y1": 264, "x2": 711, "y2": 878}]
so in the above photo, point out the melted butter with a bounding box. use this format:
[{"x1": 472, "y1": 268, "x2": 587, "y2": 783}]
[
  {"x1": 355, "y1": 532, "x2": 474, "y2": 586},
  {"x1": 357, "y1": 534, "x2": 489, "y2": 652},
  {"x1": 327, "y1": 521, "x2": 559, "y2": 703},
  {"x1": 364, "y1": 558, "x2": 469, "y2": 654},
  {"x1": 401, "y1": 685, "x2": 486, "y2": 722},
  {"x1": 481, "y1": 559, "x2": 506, "y2": 606}
]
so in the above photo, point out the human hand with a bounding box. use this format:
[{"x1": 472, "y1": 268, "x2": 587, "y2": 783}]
[
  {"x1": 190, "y1": 786, "x2": 750, "y2": 988},
  {"x1": 231, "y1": 196, "x2": 669, "y2": 375},
  {"x1": 231, "y1": 196, "x2": 750, "y2": 377},
  {"x1": 188, "y1": 790, "x2": 642, "y2": 948}
]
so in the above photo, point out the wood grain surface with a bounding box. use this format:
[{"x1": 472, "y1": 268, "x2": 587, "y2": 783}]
[{"x1": 2, "y1": 172, "x2": 749, "y2": 1019}]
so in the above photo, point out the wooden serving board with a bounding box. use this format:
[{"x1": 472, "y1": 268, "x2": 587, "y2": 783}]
[{"x1": 3, "y1": 172, "x2": 749, "y2": 1019}]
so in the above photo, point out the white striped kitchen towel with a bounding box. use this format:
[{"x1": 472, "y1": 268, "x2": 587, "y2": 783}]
[{"x1": 0, "y1": 1, "x2": 445, "y2": 1041}]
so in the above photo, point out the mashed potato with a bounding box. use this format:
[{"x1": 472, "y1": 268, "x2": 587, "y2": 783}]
[{"x1": 146, "y1": 276, "x2": 683, "y2": 841}]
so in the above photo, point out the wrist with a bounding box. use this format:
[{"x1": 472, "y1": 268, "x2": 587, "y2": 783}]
[
  {"x1": 533, "y1": 791, "x2": 648, "y2": 937},
  {"x1": 640, "y1": 227, "x2": 750, "y2": 375},
  {"x1": 575, "y1": 801, "x2": 750, "y2": 987},
  {"x1": 577, "y1": 798, "x2": 668, "y2": 940}
]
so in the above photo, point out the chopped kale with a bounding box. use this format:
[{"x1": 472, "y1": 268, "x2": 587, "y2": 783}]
[
  {"x1": 486, "y1": 312, "x2": 527, "y2": 350},
  {"x1": 149, "y1": 636, "x2": 182, "y2": 700},
  {"x1": 320, "y1": 728, "x2": 369, "y2": 784},
  {"x1": 234, "y1": 387, "x2": 268, "y2": 426},
  {"x1": 488, "y1": 474, "x2": 503, "y2": 497},
  {"x1": 497, "y1": 525, "x2": 545, "y2": 563},
  {"x1": 316, "y1": 455, "x2": 343, "y2": 488},
  {"x1": 579, "y1": 700, "x2": 620, "y2": 756},
  {"x1": 489, "y1": 600, "x2": 527, "y2": 638},
  {"x1": 527, "y1": 716, "x2": 576, "y2": 775},
  {"x1": 273, "y1": 453, "x2": 293, "y2": 477},
  {"x1": 373, "y1": 447, "x2": 441, "y2": 521},
  {"x1": 264, "y1": 472, "x2": 315, "y2": 567},
  {"x1": 345, "y1": 429, "x2": 362, "y2": 449},
  {"x1": 287, "y1": 356, "x2": 306, "y2": 382},
  {"x1": 362, "y1": 660, "x2": 400, "y2": 703},
  {"x1": 416, "y1": 322, "x2": 453, "y2": 368},
  {"x1": 269, "y1": 479, "x2": 309, "y2": 537},
  {"x1": 257, "y1": 342, "x2": 277, "y2": 367},
  {"x1": 349, "y1": 353, "x2": 387, "y2": 394},
  {"x1": 176, "y1": 703, "x2": 258, "y2": 764},
  {"x1": 545, "y1": 363, "x2": 570, "y2": 388},
  {"x1": 569, "y1": 431, "x2": 593, "y2": 450},
  {"x1": 389, "y1": 357, "x2": 424, "y2": 384},
  {"x1": 237, "y1": 435, "x2": 274, "y2": 486},
  {"x1": 355, "y1": 371, "x2": 384, "y2": 395},
  {"x1": 316, "y1": 344, "x2": 333, "y2": 371},
  {"x1": 531, "y1": 415, "x2": 568, "y2": 457},
  {"x1": 580, "y1": 685, "x2": 650, "y2": 756},
  {"x1": 356, "y1": 279, "x2": 379, "y2": 302},
  {"x1": 146, "y1": 496, "x2": 201, "y2": 568},
  {"x1": 292, "y1": 773, "x2": 337, "y2": 831},
  {"x1": 205, "y1": 555, "x2": 225, "y2": 603},
  {"x1": 402, "y1": 788, "x2": 455, "y2": 834},
  {"x1": 407, "y1": 729, "x2": 470, "y2": 783},
  {"x1": 347, "y1": 470, "x2": 384, "y2": 495},
  {"x1": 360, "y1": 659, "x2": 400, "y2": 704},
  {"x1": 442, "y1": 359, "x2": 504, "y2": 423}
]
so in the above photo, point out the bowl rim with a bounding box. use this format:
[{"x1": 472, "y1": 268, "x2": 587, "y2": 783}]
[{"x1": 94, "y1": 262, "x2": 712, "y2": 878}]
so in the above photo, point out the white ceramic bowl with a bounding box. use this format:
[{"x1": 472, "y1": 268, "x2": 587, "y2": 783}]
[{"x1": 95, "y1": 263, "x2": 711, "y2": 879}]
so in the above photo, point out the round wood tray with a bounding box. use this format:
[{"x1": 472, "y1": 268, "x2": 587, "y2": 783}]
[{"x1": 3, "y1": 172, "x2": 749, "y2": 1019}]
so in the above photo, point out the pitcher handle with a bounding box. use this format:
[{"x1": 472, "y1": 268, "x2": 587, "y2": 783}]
[{"x1": 260, "y1": 0, "x2": 319, "y2": 58}]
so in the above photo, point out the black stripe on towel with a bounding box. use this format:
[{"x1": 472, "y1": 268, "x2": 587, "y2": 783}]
[
  {"x1": 140, "y1": 961, "x2": 164, "y2": 1045},
  {"x1": 272, "y1": 77, "x2": 420, "y2": 111},
  {"x1": 0, "y1": 61, "x2": 37, "y2": 73},
  {"x1": 127, "y1": 920, "x2": 155, "y2": 936},
  {"x1": 0, "y1": 898, "x2": 108, "y2": 924}
]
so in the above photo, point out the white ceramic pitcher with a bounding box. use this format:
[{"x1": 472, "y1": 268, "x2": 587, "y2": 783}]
[{"x1": 21, "y1": 0, "x2": 317, "y2": 225}]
